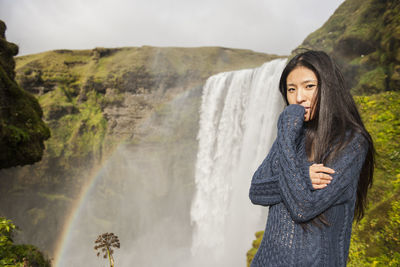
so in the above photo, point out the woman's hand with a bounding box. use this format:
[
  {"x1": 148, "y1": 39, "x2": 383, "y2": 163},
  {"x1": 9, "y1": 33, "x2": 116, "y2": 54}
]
[{"x1": 309, "y1": 163, "x2": 335, "y2": 189}]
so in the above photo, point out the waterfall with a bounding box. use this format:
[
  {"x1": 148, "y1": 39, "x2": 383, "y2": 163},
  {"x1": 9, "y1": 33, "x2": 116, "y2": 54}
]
[
  {"x1": 190, "y1": 58, "x2": 287, "y2": 266},
  {"x1": 56, "y1": 58, "x2": 287, "y2": 267}
]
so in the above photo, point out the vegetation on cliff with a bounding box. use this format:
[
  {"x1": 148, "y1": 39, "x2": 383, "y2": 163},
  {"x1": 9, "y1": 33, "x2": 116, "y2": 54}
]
[
  {"x1": 0, "y1": 20, "x2": 50, "y2": 168},
  {"x1": 348, "y1": 91, "x2": 400, "y2": 266},
  {"x1": 0, "y1": 217, "x2": 51, "y2": 266}
]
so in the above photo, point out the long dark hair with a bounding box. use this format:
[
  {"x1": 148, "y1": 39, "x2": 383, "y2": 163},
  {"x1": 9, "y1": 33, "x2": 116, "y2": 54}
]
[{"x1": 278, "y1": 50, "x2": 375, "y2": 228}]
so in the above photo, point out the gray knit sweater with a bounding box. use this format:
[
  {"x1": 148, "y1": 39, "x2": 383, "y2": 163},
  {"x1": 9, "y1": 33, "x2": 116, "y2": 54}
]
[{"x1": 249, "y1": 104, "x2": 368, "y2": 267}]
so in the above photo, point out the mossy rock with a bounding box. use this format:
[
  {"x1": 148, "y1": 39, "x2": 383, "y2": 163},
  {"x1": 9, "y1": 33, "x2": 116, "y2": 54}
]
[
  {"x1": 353, "y1": 66, "x2": 388, "y2": 95},
  {"x1": 247, "y1": 230, "x2": 264, "y2": 266},
  {"x1": 0, "y1": 20, "x2": 50, "y2": 168}
]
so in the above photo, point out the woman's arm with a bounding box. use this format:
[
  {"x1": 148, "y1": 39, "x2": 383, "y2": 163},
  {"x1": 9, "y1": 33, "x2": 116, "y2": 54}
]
[
  {"x1": 276, "y1": 104, "x2": 368, "y2": 223},
  {"x1": 249, "y1": 141, "x2": 281, "y2": 206},
  {"x1": 248, "y1": 110, "x2": 330, "y2": 206}
]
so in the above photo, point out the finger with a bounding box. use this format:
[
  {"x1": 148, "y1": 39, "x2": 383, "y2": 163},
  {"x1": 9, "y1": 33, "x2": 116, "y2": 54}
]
[
  {"x1": 311, "y1": 164, "x2": 335, "y2": 173},
  {"x1": 311, "y1": 166, "x2": 333, "y2": 174},
  {"x1": 312, "y1": 184, "x2": 328, "y2": 190},
  {"x1": 312, "y1": 163, "x2": 324, "y2": 167},
  {"x1": 310, "y1": 173, "x2": 332, "y2": 181},
  {"x1": 311, "y1": 177, "x2": 331, "y2": 185},
  {"x1": 317, "y1": 173, "x2": 333, "y2": 180},
  {"x1": 321, "y1": 167, "x2": 335, "y2": 174}
]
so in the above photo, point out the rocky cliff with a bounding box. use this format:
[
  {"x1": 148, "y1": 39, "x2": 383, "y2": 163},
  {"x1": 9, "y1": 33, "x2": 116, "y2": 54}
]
[{"x1": 0, "y1": 20, "x2": 50, "y2": 168}]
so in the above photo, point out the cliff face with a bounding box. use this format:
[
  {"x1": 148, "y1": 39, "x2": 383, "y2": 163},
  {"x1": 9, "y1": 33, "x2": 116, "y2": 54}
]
[
  {"x1": 0, "y1": 20, "x2": 50, "y2": 168},
  {"x1": 15, "y1": 46, "x2": 280, "y2": 144},
  {"x1": 294, "y1": 0, "x2": 400, "y2": 95},
  {"x1": 0, "y1": 45, "x2": 280, "y2": 256}
]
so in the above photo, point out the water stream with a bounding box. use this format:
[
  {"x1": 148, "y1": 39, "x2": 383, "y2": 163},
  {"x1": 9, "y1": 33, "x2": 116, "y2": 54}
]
[
  {"x1": 189, "y1": 58, "x2": 287, "y2": 266},
  {"x1": 57, "y1": 58, "x2": 287, "y2": 267}
]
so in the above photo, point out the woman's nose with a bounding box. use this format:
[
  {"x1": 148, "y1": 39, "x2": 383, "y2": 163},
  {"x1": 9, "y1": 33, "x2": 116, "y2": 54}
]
[{"x1": 296, "y1": 89, "x2": 305, "y2": 103}]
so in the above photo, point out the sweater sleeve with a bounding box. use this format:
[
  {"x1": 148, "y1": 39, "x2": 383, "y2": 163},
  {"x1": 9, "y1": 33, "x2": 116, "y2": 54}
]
[
  {"x1": 276, "y1": 104, "x2": 369, "y2": 223},
  {"x1": 249, "y1": 141, "x2": 281, "y2": 206}
]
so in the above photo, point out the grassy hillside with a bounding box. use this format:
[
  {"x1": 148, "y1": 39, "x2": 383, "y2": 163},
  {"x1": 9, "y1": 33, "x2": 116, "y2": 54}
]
[{"x1": 348, "y1": 91, "x2": 400, "y2": 266}]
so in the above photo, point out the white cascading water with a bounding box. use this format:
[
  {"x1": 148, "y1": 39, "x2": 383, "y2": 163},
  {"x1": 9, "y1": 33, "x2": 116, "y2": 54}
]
[
  {"x1": 190, "y1": 58, "x2": 287, "y2": 266},
  {"x1": 56, "y1": 58, "x2": 287, "y2": 267}
]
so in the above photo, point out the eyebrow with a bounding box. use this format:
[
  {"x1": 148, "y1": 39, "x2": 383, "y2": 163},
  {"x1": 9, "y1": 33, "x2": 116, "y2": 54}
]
[{"x1": 287, "y1": 80, "x2": 317, "y2": 86}]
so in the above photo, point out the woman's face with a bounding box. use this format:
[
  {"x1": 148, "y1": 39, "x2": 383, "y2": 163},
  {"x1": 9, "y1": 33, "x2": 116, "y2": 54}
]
[{"x1": 286, "y1": 66, "x2": 318, "y2": 122}]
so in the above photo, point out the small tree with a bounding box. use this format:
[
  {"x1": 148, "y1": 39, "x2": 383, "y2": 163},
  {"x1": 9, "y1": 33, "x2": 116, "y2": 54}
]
[
  {"x1": 0, "y1": 217, "x2": 51, "y2": 266},
  {"x1": 94, "y1": 232, "x2": 120, "y2": 267}
]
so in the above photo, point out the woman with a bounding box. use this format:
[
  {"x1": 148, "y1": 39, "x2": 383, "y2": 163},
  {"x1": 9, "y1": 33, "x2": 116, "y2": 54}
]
[{"x1": 249, "y1": 50, "x2": 375, "y2": 266}]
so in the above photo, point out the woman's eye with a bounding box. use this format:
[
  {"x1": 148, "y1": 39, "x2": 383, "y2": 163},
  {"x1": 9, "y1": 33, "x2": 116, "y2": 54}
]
[
  {"x1": 306, "y1": 84, "x2": 316, "y2": 89},
  {"x1": 287, "y1": 88, "x2": 295, "y2": 92}
]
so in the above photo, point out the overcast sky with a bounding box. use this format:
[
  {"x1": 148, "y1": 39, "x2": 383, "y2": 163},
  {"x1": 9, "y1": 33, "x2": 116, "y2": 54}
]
[{"x1": 0, "y1": 0, "x2": 345, "y2": 56}]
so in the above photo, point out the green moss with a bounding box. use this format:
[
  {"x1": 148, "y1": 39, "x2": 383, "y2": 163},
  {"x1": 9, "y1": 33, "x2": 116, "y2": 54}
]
[
  {"x1": 3, "y1": 125, "x2": 31, "y2": 144},
  {"x1": 100, "y1": 93, "x2": 124, "y2": 106},
  {"x1": 0, "y1": 55, "x2": 50, "y2": 168},
  {"x1": 348, "y1": 92, "x2": 400, "y2": 264},
  {"x1": 39, "y1": 89, "x2": 107, "y2": 161},
  {"x1": 246, "y1": 231, "x2": 264, "y2": 267},
  {"x1": 355, "y1": 67, "x2": 388, "y2": 94}
]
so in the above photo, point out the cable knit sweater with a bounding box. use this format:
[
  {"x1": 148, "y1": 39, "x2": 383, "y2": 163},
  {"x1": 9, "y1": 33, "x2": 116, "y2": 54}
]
[{"x1": 249, "y1": 104, "x2": 368, "y2": 267}]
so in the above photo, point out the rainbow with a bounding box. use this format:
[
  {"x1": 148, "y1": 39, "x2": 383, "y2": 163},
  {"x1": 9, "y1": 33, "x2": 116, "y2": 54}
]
[
  {"x1": 53, "y1": 146, "x2": 120, "y2": 267},
  {"x1": 53, "y1": 88, "x2": 194, "y2": 266}
]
